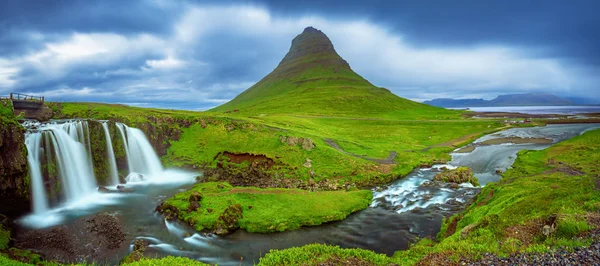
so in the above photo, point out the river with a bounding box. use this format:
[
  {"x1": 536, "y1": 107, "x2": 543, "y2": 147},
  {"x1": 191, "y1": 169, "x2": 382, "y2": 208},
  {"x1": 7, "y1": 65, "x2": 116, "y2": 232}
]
[{"x1": 15, "y1": 122, "x2": 600, "y2": 265}]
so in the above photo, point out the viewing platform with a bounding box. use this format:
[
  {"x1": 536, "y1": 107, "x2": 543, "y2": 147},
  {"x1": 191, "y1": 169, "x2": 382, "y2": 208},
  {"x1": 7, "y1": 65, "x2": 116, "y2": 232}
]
[{"x1": 1, "y1": 93, "x2": 52, "y2": 121}]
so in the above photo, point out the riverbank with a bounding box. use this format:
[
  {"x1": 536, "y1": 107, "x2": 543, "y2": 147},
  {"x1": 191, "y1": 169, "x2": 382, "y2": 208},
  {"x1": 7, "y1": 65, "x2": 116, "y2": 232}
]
[{"x1": 391, "y1": 127, "x2": 600, "y2": 264}]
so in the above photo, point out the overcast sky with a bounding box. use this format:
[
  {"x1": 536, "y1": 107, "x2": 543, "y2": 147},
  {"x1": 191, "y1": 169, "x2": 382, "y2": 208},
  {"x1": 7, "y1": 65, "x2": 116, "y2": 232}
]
[{"x1": 1, "y1": 0, "x2": 599, "y2": 110}]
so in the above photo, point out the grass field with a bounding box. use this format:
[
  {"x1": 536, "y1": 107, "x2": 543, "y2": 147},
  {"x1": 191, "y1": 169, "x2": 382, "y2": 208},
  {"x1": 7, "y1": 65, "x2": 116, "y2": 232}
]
[
  {"x1": 52, "y1": 102, "x2": 505, "y2": 186},
  {"x1": 160, "y1": 182, "x2": 372, "y2": 233}
]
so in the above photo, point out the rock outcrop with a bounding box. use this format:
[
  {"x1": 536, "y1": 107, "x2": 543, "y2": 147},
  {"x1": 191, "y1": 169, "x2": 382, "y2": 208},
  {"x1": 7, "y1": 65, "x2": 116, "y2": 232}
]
[
  {"x1": 434, "y1": 167, "x2": 480, "y2": 187},
  {"x1": 14, "y1": 213, "x2": 128, "y2": 264},
  {"x1": 0, "y1": 115, "x2": 30, "y2": 217}
]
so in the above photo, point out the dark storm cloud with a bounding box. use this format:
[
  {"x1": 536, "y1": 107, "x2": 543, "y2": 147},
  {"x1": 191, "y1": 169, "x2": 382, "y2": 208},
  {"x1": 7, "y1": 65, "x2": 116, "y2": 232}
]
[
  {"x1": 0, "y1": 0, "x2": 177, "y2": 35},
  {"x1": 0, "y1": 0, "x2": 599, "y2": 109},
  {"x1": 255, "y1": 0, "x2": 600, "y2": 64}
]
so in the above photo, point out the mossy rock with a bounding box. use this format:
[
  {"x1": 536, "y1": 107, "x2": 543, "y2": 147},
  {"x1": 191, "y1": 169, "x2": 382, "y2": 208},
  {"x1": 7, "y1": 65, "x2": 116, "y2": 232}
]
[
  {"x1": 434, "y1": 166, "x2": 479, "y2": 186},
  {"x1": 214, "y1": 204, "x2": 243, "y2": 235}
]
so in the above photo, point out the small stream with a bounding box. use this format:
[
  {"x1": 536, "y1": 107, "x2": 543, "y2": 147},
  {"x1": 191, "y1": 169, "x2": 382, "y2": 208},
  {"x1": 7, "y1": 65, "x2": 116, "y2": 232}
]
[{"x1": 16, "y1": 123, "x2": 600, "y2": 265}]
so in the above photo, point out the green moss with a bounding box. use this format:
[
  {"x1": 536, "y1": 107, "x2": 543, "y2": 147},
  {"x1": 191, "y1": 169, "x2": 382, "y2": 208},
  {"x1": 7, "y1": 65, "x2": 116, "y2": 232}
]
[
  {"x1": 0, "y1": 255, "x2": 31, "y2": 266},
  {"x1": 160, "y1": 182, "x2": 372, "y2": 233},
  {"x1": 258, "y1": 243, "x2": 394, "y2": 265},
  {"x1": 393, "y1": 128, "x2": 600, "y2": 264},
  {"x1": 434, "y1": 166, "x2": 480, "y2": 186},
  {"x1": 0, "y1": 225, "x2": 10, "y2": 250},
  {"x1": 121, "y1": 256, "x2": 210, "y2": 266}
]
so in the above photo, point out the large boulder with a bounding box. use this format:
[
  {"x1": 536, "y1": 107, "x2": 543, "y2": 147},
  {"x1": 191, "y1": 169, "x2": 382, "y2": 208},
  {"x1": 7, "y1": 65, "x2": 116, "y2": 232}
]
[{"x1": 434, "y1": 167, "x2": 480, "y2": 186}]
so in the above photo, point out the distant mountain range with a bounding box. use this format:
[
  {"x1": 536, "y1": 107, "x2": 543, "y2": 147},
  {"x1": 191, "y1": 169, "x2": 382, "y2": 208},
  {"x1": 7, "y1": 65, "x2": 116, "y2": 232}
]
[{"x1": 423, "y1": 93, "x2": 596, "y2": 108}]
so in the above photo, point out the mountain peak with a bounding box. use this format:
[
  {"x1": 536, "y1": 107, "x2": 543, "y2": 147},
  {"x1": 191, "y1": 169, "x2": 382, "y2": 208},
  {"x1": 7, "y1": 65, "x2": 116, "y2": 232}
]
[
  {"x1": 278, "y1": 26, "x2": 349, "y2": 68},
  {"x1": 211, "y1": 27, "x2": 448, "y2": 118},
  {"x1": 302, "y1": 26, "x2": 321, "y2": 33}
]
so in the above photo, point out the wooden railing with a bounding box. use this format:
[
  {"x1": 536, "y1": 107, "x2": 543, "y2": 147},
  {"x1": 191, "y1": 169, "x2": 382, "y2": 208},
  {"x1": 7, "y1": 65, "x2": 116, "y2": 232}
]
[{"x1": 8, "y1": 93, "x2": 44, "y2": 103}]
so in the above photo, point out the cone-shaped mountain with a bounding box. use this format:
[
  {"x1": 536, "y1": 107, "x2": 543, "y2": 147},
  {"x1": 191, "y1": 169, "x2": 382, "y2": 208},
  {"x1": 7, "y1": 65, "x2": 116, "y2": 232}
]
[{"x1": 212, "y1": 27, "x2": 453, "y2": 119}]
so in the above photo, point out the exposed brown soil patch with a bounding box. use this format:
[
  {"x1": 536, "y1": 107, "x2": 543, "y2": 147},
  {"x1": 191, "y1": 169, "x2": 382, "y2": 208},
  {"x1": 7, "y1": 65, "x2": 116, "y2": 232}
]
[
  {"x1": 477, "y1": 189, "x2": 495, "y2": 207},
  {"x1": 416, "y1": 252, "x2": 459, "y2": 266},
  {"x1": 14, "y1": 213, "x2": 127, "y2": 264},
  {"x1": 318, "y1": 256, "x2": 382, "y2": 266},
  {"x1": 444, "y1": 216, "x2": 462, "y2": 238},
  {"x1": 219, "y1": 151, "x2": 275, "y2": 167},
  {"x1": 377, "y1": 164, "x2": 394, "y2": 174},
  {"x1": 585, "y1": 213, "x2": 600, "y2": 231},
  {"x1": 503, "y1": 216, "x2": 555, "y2": 246}
]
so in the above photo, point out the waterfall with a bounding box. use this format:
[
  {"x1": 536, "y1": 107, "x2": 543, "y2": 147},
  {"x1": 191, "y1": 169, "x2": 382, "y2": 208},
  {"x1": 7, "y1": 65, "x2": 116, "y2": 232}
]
[
  {"x1": 116, "y1": 123, "x2": 132, "y2": 174},
  {"x1": 23, "y1": 119, "x2": 165, "y2": 216},
  {"x1": 23, "y1": 120, "x2": 97, "y2": 210},
  {"x1": 24, "y1": 132, "x2": 48, "y2": 213},
  {"x1": 116, "y1": 123, "x2": 163, "y2": 178},
  {"x1": 101, "y1": 122, "x2": 120, "y2": 185},
  {"x1": 46, "y1": 125, "x2": 97, "y2": 201}
]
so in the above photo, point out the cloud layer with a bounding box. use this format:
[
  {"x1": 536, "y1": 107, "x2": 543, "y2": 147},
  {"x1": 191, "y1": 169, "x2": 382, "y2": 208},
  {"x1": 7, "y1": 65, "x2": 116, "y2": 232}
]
[{"x1": 0, "y1": 0, "x2": 598, "y2": 109}]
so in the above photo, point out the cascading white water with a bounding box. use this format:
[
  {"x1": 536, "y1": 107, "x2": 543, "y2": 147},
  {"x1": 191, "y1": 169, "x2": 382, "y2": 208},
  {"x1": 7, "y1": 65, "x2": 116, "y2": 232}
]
[
  {"x1": 23, "y1": 120, "x2": 98, "y2": 210},
  {"x1": 21, "y1": 119, "x2": 179, "y2": 229},
  {"x1": 24, "y1": 132, "x2": 49, "y2": 213},
  {"x1": 116, "y1": 123, "x2": 133, "y2": 174},
  {"x1": 46, "y1": 124, "x2": 97, "y2": 201},
  {"x1": 101, "y1": 122, "x2": 120, "y2": 185},
  {"x1": 116, "y1": 123, "x2": 163, "y2": 179}
]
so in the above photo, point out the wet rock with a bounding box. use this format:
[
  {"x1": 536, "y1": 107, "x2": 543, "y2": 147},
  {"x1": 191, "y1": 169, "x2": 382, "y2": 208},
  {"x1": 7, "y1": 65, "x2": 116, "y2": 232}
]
[
  {"x1": 155, "y1": 202, "x2": 180, "y2": 220},
  {"x1": 214, "y1": 204, "x2": 243, "y2": 235},
  {"x1": 118, "y1": 174, "x2": 126, "y2": 184},
  {"x1": 116, "y1": 185, "x2": 135, "y2": 193},
  {"x1": 495, "y1": 169, "x2": 503, "y2": 174},
  {"x1": 98, "y1": 186, "x2": 110, "y2": 193},
  {"x1": 14, "y1": 213, "x2": 127, "y2": 264},
  {"x1": 121, "y1": 239, "x2": 149, "y2": 264}
]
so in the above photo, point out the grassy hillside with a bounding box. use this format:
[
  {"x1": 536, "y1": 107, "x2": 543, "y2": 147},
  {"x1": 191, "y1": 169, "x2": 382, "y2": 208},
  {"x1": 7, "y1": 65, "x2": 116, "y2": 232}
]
[
  {"x1": 211, "y1": 27, "x2": 456, "y2": 119},
  {"x1": 51, "y1": 102, "x2": 503, "y2": 186}
]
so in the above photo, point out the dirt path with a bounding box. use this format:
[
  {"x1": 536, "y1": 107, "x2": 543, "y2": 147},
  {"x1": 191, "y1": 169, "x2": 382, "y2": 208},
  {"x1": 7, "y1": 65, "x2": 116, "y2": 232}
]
[{"x1": 324, "y1": 138, "x2": 397, "y2": 164}]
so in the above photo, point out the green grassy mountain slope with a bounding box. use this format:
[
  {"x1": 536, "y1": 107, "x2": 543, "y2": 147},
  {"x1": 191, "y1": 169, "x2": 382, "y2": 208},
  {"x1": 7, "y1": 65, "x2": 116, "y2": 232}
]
[{"x1": 211, "y1": 27, "x2": 455, "y2": 119}]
